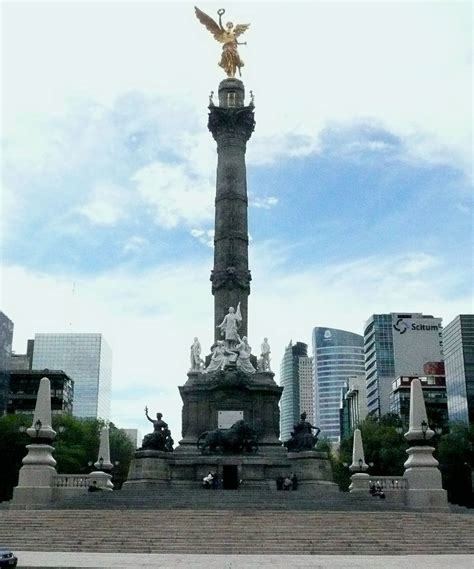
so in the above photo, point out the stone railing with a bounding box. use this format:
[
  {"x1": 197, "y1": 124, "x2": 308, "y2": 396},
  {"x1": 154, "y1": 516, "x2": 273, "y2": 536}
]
[
  {"x1": 54, "y1": 474, "x2": 90, "y2": 488},
  {"x1": 368, "y1": 476, "x2": 408, "y2": 490}
]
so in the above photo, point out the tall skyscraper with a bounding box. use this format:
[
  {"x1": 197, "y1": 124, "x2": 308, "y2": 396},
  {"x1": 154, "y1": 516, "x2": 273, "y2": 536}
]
[
  {"x1": 0, "y1": 312, "x2": 14, "y2": 416},
  {"x1": 279, "y1": 341, "x2": 309, "y2": 442},
  {"x1": 444, "y1": 315, "x2": 474, "y2": 425},
  {"x1": 364, "y1": 313, "x2": 443, "y2": 416},
  {"x1": 339, "y1": 375, "x2": 368, "y2": 440},
  {"x1": 299, "y1": 355, "x2": 314, "y2": 423},
  {"x1": 32, "y1": 333, "x2": 112, "y2": 420},
  {"x1": 313, "y1": 327, "x2": 365, "y2": 442}
]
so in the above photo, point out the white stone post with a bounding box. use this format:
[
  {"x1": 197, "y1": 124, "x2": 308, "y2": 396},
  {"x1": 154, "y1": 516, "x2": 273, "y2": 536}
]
[
  {"x1": 12, "y1": 377, "x2": 57, "y2": 506},
  {"x1": 349, "y1": 428, "x2": 370, "y2": 492},
  {"x1": 403, "y1": 378, "x2": 448, "y2": 510},
  {"x1": 89, "y1": 426, "x2": 114, "y2": 491}
]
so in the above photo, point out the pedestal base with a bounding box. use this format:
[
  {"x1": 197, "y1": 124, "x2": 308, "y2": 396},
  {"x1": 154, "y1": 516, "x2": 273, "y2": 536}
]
[
  {"x1": 287, "y1": 451, "x2": 338, "y2": 491},
  {"x1": 349, "y1": 472, "x2": 370, "y2": 493}
]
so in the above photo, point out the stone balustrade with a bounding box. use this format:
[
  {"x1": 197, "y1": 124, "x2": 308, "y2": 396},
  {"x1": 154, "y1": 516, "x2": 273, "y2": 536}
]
[
  {"x1": 368, "y1": 477, "x2": 408, "y2": 490},
  {"x1": 54, "y1": 475, "x2": 90, "y2": 488}
]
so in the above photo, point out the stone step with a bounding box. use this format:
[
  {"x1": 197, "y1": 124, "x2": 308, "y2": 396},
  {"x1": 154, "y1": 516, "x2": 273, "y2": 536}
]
[{"x1": 1, "y1": 509, "x2": 472, "y2": 558}]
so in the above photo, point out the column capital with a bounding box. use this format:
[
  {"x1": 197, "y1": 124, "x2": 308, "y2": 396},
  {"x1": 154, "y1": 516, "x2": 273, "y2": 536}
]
[{"x1": 208, "y1": 106, "x2": 255, "y2": 142}]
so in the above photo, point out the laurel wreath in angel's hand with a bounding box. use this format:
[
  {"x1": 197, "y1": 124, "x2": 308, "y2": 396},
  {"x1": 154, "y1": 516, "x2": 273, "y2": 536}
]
[{"x1": 194, "y1": 6, "x2": 250, "y2": 43}]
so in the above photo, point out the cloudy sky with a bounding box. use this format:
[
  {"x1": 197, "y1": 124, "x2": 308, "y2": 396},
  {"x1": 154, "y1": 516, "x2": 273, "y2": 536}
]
[{"x1": 1, "y1": 0, "x2": 472, "y2": 439}]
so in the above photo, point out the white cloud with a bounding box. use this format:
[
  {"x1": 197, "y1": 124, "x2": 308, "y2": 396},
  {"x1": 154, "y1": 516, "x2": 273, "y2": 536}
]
[
  {"x1": 3, "y1": 247, "x2": 471, "y2": 437},
  {"x1": 190, "y1": 228, "x2": 214, "y2": 248},
  {"x1": 2, "y1": 2, "x2": 471, "y2": 173},
  {"x1": 122, "y1": 236, "x2": 149, "y2": 254},
  {"x1": 250, "y1": 196, "x2": 279, "y2": 209},
  {"x1": 133, "y1": 161, "x2": 214, "y2": 228},
  {"x1": 78, "y1": 183, "x2": 130, "y2": 225}
]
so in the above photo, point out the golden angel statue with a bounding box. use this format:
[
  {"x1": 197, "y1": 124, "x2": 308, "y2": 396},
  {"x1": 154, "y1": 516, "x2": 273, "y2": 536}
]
[{"x1": 195, "y1": 6, "x2": 250, "y2": 78}]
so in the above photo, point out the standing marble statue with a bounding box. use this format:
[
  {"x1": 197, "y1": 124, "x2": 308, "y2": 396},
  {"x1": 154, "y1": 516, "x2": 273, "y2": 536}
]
[
  {"x1": 259, "y1": 337, "x2": 271, "y2": 371},
  {"x1": 217, "y1": 303, "x2": 242, "y2": 345},
  {"x1": 190, "y1": 337, "x2": 204, "y2": 371},
  {"x1": 235, "y1": 335, "x2": 256, "y2": 374}
]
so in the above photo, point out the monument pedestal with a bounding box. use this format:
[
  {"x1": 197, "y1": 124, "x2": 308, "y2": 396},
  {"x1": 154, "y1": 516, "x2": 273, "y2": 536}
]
[
  {"x1": 287, "y1": 451, "x2": 338, "y2": 491},
  {"x1": 404, "y1": 445, "x2": 449, "y2": 510},
  {"x1": 177, "y1": 370, "x2": 283, "y2": 454},
  {"x1": 12, "y1": 444, "x2": 57, "y2": 506},
  {"x1": 349, "y1": 472, "x2": 371, "y2": 492}
]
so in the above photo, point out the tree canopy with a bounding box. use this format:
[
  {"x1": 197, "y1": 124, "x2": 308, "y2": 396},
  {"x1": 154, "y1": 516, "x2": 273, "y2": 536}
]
[{"x1": 0, "y1": 414, "x2": 134, "y2": 502}]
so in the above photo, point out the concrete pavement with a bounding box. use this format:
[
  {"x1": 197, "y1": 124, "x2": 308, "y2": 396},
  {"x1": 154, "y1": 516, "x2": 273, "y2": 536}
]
[{"x1": 14, "y1": 552, "x2": 474, "y2": 568}]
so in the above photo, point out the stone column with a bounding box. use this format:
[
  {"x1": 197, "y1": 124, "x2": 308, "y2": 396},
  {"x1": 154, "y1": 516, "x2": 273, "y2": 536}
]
[
  {"x1": 208, "y1": 78, "x2": 255, "y2": 341},
  {"x1": 349, "y1": 428, "x2": 370, "y2": 492},
  {"x1": 403, "y1": 378, "x2": 448, "y2": 510},
  {"x1": 89, "y1": 426, "x2": 114, "y2": 491},
  {"x1": 12, "y1": 377, "x2": 57, "y2": 506}
]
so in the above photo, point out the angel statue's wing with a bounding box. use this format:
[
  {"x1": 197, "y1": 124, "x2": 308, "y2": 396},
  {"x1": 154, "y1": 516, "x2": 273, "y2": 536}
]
[
  {"x1": 195, "y1": 6, "x2": 224, "y2": 41},
  {"x1": 234, "y1": 23, "x2": 250, "y2": 38}
]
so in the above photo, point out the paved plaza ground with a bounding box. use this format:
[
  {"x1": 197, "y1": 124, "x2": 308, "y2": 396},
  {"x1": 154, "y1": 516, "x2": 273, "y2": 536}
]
[{"x1": 14, "y1": 552, "x2": 474, "y2": 569}]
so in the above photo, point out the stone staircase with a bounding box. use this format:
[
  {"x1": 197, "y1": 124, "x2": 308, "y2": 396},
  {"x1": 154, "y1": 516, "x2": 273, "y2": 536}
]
[
  {"x1": 43, "y1": 485, "x2": 409, "y2": 511},
  {"x1": 0, "y1": 509, "x2": 473, "y2": 555}
]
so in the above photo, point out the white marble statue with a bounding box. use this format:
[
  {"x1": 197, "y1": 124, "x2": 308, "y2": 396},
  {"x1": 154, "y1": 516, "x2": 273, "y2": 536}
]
[
  {"x1": 217, "y1": 303, "x2": 242, "y2": 344},
  {"x1": 235, "y1": 336, "x2": 256, "y2": 374},
  {"x1": 190, "y1": 337, "x2": 204, "y2": 371},
  {"x1": 205, "y1": 341, "x2": 230, "y2": 373},
  {"x1": 259, "y1": 337, "x2": 271, "y2": 371}
]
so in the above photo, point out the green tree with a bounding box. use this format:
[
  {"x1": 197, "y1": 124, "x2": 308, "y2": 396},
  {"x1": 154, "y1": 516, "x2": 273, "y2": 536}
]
[
  {"x1": 0, "y1": 415, "x2": 135, "y2": 501},
  {"x1": 437, "y1": 422, "x2": 474, "y2": 507},
  {"x1": 331, "y1": 414, "x2": 407, "y2": 491},
  {"x1": 0, "y1": 414, "x2": 32, "y2": 502}
]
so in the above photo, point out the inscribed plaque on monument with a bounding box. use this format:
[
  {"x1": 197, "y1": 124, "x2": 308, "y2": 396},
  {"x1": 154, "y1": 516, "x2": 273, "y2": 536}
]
[{"x1": 218, "y1": 410, "x2": 243, "y2": 429}]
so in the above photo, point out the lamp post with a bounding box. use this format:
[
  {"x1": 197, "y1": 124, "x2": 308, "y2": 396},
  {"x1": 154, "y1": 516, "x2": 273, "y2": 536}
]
[
  {"x1": 34, "y1": 419, "x2": 42, "y2": 438},
  {"x1": 421, "y1": 420, "x2": 428, "y2": 440}
]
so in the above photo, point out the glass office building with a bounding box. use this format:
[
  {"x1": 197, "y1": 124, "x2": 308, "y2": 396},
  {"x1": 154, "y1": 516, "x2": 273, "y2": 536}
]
[
  {"x1": 364, "y1": 313, "x2": 443, "y2": 417},
  {"x1": 0, "y1": 312, "x2": 14, "y2": 416},
  {"x1": 313, "y1": 327, "x2": 365, "y2": 442},
  {"x1": 279, "y1": 341, "x2": 309, "y2": 442},
  {"x1": 364, "y1": 314, "x2": 395, "y2": 416},
  {"x1": 444, "y1": 315, "x2": 474, "y2": 425},
  {"x1": 32, "y1": 333, "x2": 112, "y2": 420}
]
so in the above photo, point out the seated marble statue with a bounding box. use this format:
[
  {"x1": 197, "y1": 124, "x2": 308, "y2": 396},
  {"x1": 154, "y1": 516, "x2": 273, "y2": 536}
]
[
  {"x1": 284, "y1": 412, "x2": 321, "y2": 452},
  {"x1": 235, "y1": 335, "x2": 256, "y2": 374},
  {"x1": 204, "y1": 341, "x2": 229, "y2": 373}
]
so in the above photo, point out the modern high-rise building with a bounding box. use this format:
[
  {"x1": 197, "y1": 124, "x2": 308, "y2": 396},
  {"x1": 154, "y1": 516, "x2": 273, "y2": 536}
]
[
  {"x1": 9, "y1": 339, "x2": 34, "y2": 371},
  {"x1": 299, "y1": 355, "x2": 314, "y2": 422},
  {"x1": 444, "y1": 315, "x2": 474, "y2": 425},
  {"x1": 313, "y1": 327, "x2": 365, "y2": 442},
  {"x1": 339, "y1": 375, "x2": 368, "y2": 440},
  {"x1": 279, "y1": 341, "x2": 309, "y2": 442},
  {"x1": 364, "y1": 313, "x2": 443, "y2": 417},
  {"x1": 7, "y1": 370, "x2": 74, "y2": 416},
  {"x1": 0, "y1": 312, "x2": 14, "y2": 416},
  {"x1": 390, "y1": 363, "x2": 448, "y2": 430},
  {"x1": 32, "y1": 333, "x2": 112, "y2": 420}
]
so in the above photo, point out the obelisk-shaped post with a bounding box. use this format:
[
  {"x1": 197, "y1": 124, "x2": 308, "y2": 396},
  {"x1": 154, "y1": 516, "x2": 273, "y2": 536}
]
[{"x1": 208, "y1": 78, "x2": 255, "y2": 341}]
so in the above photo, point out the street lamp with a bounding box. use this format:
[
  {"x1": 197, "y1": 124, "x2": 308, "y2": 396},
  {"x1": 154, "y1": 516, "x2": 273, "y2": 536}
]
[
  {"x1": 395, "y1": 427, "x2": 403, "y2": 435},
  {"x1": 34, "y1": 419, "x2": 42, "y2": 438},
  {"x1": 421, "y1": 420, "x2": 428, "y2": 440},
  {"x1": 434, "y1": 426, "x2": 443, "y2": 436}
]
